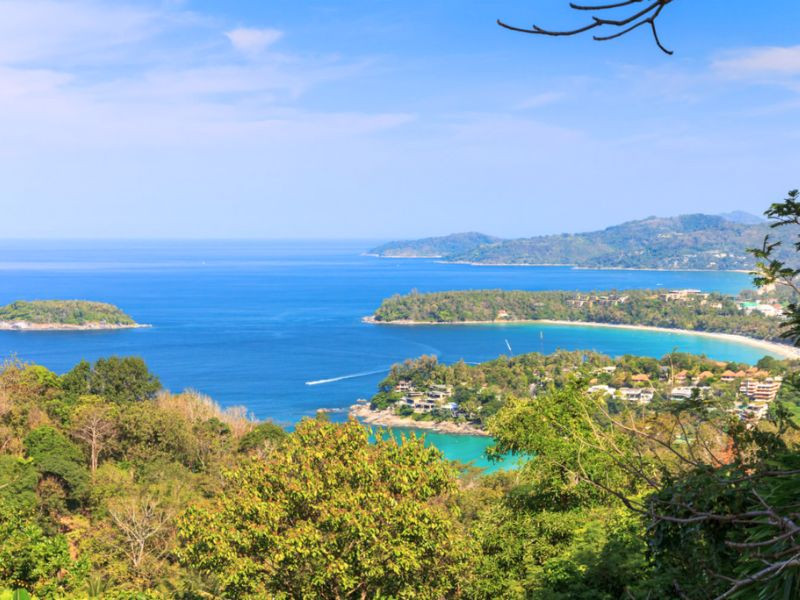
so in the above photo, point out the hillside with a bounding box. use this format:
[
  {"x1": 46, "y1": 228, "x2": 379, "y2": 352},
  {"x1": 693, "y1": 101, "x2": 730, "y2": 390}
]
[
  {"x1": 0, "y1": 300, "x2": 139, "y2": 330},
  {"x1": 368, "y1": 232, "x2": 500, "y2": 258},
  {"x1": 368, "y1": 213, "x2": 786, "y2": 270}
]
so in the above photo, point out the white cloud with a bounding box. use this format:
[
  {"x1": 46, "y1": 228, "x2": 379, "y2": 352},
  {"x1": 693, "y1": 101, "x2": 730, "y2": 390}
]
[
  {"x1": 0, "y1": 0, "x2": 166, "y2": 65},
  {"x1": 0, "y1": 1, "x2": 409, "y2": 154},
  {"x1": 514, "y1": 92, "x2": 564, "y2": 110},
  {"x1": 713, "y1": 45, "x2": 800, "y2": 77},
  {"x1": 225, "y1": 27, "x2": 283, "y2": 56}
]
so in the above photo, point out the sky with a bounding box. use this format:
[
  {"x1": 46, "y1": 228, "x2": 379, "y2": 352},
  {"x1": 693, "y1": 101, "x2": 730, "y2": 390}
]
[{"x1": 2, "y1": 0, "x2": 800, "y2": 239}]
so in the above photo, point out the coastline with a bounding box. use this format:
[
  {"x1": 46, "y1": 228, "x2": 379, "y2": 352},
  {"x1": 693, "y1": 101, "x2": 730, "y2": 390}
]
[
  {"x1": 0, "y1": 321, "x2": 150, "y2": 332},
  {"x1": 349, "y1": 403, "x2": 489, "y2": 437},
  {"x1": 368, "y1": 254, "x2": 753, "y2": 273},
  {"x1": 363, "y1": 316, "x2": 800, "y2": 360}
]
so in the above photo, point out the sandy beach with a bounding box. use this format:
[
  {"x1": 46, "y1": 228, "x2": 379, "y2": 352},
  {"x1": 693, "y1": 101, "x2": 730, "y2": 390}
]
[
  {"x1": 0, "y1": 321, "x2": 149, "y2": 331},
  {"x1": 349, "y1": 403, "x2": 489, "y2": 437},
  {"x1": 363, "y1": 316, "x2": 800, "y2": 360},
  {"x1": 368, "y1": 254, "x2": 752, "y2": 273}
]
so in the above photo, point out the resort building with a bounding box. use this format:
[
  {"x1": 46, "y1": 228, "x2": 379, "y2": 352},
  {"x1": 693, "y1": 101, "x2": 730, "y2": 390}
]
[
  {"x1": 663, "y1": 289, "x2": 709, "y2": 301},
  {"x1": 618, "y1": 387, "x2": 655, "y2": 404},
  {"x1": 393, "y1": 382, "x2": 455, "y2": 414},
  {"x1": 739, "y1": 377, "x2": 783, "y2": 404},
  {"x1": 588, "y1": 384, "x2": 615, "y2": 396}
]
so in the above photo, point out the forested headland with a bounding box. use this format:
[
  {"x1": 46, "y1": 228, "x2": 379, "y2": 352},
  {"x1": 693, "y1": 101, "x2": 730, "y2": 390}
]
[
  {"x1": 371, "y1": 289, "x2": 791, "y2": 343},
  {"x1": 368, "y1": 213, "x2": 787, "y2": 270}
]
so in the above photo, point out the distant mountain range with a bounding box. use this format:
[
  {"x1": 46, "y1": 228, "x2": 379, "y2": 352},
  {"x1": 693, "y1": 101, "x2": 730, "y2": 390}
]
[{"x1": 368, "y1": 212, "x2": 783, "y2": 270}]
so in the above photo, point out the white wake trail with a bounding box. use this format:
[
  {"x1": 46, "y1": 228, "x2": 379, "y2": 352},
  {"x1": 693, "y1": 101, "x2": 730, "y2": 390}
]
[{"x1": 305, "y1": 368, "x2": 388, "y2": 386}]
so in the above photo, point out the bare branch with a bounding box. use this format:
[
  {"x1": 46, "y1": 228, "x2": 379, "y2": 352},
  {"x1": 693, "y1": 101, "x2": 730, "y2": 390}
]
[{"x1": 498, "y1": 0, "x2": 674, "y2": 55}]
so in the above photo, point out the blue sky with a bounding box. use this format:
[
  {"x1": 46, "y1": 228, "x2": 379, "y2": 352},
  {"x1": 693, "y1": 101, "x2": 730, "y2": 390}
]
[{"x1": 2, "y1": 0, "x2": 800, "y2": 239}]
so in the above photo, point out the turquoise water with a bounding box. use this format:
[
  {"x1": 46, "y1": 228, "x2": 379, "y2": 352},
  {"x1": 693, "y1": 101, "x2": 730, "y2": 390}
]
[
  {"x1": 376, "y1": 427, "x2": 516, "y2": 474},
  {"x1": 0, "y1": 240, "x2": 763, "y2": 466}
]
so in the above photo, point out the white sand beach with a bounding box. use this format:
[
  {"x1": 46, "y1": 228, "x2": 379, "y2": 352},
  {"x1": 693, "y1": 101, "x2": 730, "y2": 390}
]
[{"x1": 364, "y1": 316, "x2": 800, "y2": 360}]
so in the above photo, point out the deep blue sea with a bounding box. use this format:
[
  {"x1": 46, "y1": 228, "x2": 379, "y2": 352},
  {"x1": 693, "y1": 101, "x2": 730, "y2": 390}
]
[{"x1": 0, "y1": 240, "x2": 763, "y2": 469}]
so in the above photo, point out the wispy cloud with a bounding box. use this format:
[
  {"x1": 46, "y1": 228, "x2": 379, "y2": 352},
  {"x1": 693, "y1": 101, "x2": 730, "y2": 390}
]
[
  {"x1": 713, "y1": 45, "x2": 800, "y2": 77},
  {"x1": 225, "y1": 27, "x2": 284, "y2": 57},
  {"x1": 0, "y1": 1, "x2": 408, "y2": 152},
  {"x1": 0, "y1": 0, "x2": 167, "y2": 65},
  {"x1": 514, "y1": 92, "x2": 564, "y2": 110}
]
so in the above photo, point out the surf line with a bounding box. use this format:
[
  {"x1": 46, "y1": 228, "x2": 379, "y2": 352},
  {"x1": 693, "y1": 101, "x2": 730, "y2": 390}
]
[{"x1": 305, "y1": 368, "x2": 389, "y2": 386}]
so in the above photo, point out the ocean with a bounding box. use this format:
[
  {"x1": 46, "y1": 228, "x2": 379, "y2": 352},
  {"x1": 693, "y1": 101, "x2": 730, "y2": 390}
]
[{"x1": 0, "y1": 240, "x2": 762, "y2": 470}]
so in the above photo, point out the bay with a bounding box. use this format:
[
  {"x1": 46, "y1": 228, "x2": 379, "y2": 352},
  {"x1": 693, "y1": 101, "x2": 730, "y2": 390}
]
[{"x1": 0, "y1": 240, "x2": 762, "y2": 468}]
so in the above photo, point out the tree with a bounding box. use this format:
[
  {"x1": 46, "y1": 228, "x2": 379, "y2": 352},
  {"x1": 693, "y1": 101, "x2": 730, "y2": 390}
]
[
  {"x1": 178, "y1": 418, "x2": 475, "y2": 599},
  {"x1": 0, "y1": 504, "x2": 87, "y2": 597},
  {"x1": 23, "y1": 426, "x2": 89, "y2": 506},
  {"x1": 70, "y1": 396, "x2": 117, "y2": 476},
  {"x1": 109, "y1": 493, "x2": 173, "y2": 572},
  {"x1": 487, "y1": 319, "x2": 800, "y2": 597},
  {"x1": 498, "y1": 0, "x2": 676, "y2": 55},
  {"x1": 0, "y1": 456, "x2": 38, "y2": 513},
  {"x1": 237, "y1": 420, "x2": 286, "y2": 455},
  {"x1": 88, "y1": 357, "x2": 161, "y2": 404}
]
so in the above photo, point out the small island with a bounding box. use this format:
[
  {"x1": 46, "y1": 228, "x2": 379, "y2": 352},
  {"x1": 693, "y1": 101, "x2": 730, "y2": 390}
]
[{"x1": 0, "y1": 300, "x2": 145, "y2": 331}]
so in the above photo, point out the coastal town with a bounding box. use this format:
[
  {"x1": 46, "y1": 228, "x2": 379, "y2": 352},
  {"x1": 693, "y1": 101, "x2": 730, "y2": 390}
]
[
  {"x1": 352, "y1": 350, "x2": 790, "y2": 435},
  {"x1": 565, "y1": 288, "x2": 784, "y2": 318}
]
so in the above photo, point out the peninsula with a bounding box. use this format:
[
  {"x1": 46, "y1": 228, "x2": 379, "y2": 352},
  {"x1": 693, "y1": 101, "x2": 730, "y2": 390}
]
[
  {"x1": 367, "y1": 289, "x2": 800, "y2": 358},
  {"x1": 0, "y1": 300, "x2": 144, "y2": 331},
  {"x1": 367, "y1": 212, "x2": 785, "y2": 270}
]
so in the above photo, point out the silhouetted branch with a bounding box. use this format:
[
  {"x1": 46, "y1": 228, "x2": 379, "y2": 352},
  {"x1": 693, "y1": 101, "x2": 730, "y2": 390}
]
[{"x1": 498, "y1": 0, "x2": 675, "y2": 55}]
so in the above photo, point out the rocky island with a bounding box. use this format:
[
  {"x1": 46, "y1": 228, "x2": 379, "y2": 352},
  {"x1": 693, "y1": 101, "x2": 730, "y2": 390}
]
[{"x1": 0, "y1": 300, "x2": 145, "y2": 331}]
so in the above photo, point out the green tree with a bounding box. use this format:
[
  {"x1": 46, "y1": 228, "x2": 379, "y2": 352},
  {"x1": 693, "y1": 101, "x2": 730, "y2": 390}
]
[
  {"x1": 0, "y1": 504, "x2": 87, "y2": 597},
  {"x1": 178, "y1": 418, "x2": 475, "y2": 599},
  {"x1": 0, "y1": 456, "x2": 38, "y2": 513},
  {"x1": 23, "y1": 426, "x2": 89, "y2": 506},
  {"x1": 88, "y1": 357, "x2": 161, "y2": 404},
  {"x1": 237, "y1": 421, "x2": 286, "y2": 454}
]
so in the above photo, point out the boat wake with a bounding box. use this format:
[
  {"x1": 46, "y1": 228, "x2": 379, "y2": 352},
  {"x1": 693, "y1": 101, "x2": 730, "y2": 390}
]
[{"x1": 305, "y1": 368, "x2": 388, "y2": 386}]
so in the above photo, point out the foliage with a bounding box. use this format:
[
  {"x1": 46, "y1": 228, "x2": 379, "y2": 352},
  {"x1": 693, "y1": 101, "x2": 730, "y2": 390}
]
[
  {"x1": 24, "y1": 426, "x2": 89, "y2": 505},
  {"x1": 0, "y1": 456, "x2": 38, "y2": 513},
  {"x1": 0, "y1": 300, "x2": 136, "y2": 326},
  {"x1": 485, "y1": 360, "x2": 800, "y2": 597},
  {"x1": 0, "y1": 357, "x2": 279, "y2": 597},
  {"x1": 178, "y1": 418, "x2": 475, "y2": 599},
  {"x1": 237, "y1": 420, "x2": 287, "y2": 454},
  {"x1": 0, "y1": 504, "x2": 88, "y2": 597}
]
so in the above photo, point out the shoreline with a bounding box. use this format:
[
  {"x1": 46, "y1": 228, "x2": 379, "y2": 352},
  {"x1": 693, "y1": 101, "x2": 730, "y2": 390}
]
[
  {"x1": 0, "y1": 321, "x2": 150, "y2": 332},
  {"x1": 349, "y1": 403, "x2": 489, "y2": 437},
  {"x1": 368, "y1": 255, "x2": 753, "y2": 273},
  {"x1": 363, "y1": 316, "x2": 800, "y2": 360}
]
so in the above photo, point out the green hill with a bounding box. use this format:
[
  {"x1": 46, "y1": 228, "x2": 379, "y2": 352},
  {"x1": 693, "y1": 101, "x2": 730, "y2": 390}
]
[
  {"x1": 368, "y1": 213, "x2": 787, "y2": 270},
  {"x1": 368, "y1": 232, "x2": 500, "y2": 258}
]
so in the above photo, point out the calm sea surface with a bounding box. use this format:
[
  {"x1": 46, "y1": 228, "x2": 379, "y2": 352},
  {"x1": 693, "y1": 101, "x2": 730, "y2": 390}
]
[{"x1": 0, "y1": 240, "x2": 762, "y2": 470}]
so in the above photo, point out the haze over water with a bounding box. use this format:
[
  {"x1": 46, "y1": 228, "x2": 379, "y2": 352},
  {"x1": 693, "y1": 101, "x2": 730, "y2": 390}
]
[{"x1": 0, "y1": 240, "x2": 766, "y2": 468}]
